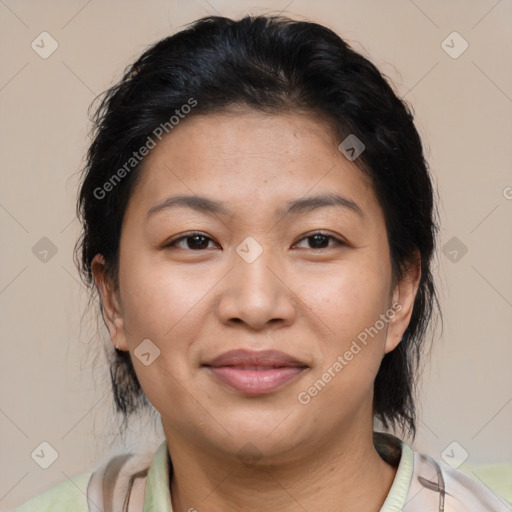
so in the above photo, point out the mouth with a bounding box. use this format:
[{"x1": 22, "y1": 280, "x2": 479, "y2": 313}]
[{"x1": 203, "y1": 349, "x2": 309, "y2": 396}]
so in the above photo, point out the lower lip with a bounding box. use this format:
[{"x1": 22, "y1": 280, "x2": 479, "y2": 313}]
[{"x1": 206, "y1": 366, "x2": 306, "y2": 396}]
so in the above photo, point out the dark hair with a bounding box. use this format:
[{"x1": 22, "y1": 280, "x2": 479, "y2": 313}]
[{"x1": 75, "y1": 14, "x2": 441, "y2": 440}]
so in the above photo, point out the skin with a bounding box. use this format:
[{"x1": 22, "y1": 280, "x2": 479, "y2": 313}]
[{"x1": 93, "y1": 108, "x2": 421, "y2": 512}]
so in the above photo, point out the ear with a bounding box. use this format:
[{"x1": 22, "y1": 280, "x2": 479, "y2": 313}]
[
  {"x1": 91, "y1": 254, "x2": 128, "y2": 351},
  {"x1": 384, "y1": 250, "x2": 422, "y2": 354}
]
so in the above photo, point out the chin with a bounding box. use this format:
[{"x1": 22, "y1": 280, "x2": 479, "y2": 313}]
[{"x1": 201, "y1": 413, "x2": 314, "y2": 463}]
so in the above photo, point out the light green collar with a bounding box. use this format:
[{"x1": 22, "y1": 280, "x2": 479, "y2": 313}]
[
  {"x1": 143, "y1": 440, "x2": 173, "y2": 512},
  {"x1": 143, "y1": 434, "x2": 413, "y2": 512},
  {"x1": 378, "y1": 437, "x2": 414, "y2": 511}
]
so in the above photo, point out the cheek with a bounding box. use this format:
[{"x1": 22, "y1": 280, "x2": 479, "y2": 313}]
[
  {"x1": 300, "y1": 260, "x2": 391, "y2": 346},
  {"x1": 296, "y1": 261, "x2": 393, "y2": 408},
  {"x1": 116, "y1": 249, "x2": 207, "y2": 415},
  {"x1": 118, "y1": 247, "x2": 206, "y2": 340}
]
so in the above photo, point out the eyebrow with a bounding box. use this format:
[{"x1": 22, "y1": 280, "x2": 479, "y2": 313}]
[{"x1": 146, "y1": 192, "x2": 364, "y2": 219}]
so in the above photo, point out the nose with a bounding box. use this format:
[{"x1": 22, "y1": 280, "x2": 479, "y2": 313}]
[{"x1": 216, "y1": 246, "x2": 296, "y2": 331}]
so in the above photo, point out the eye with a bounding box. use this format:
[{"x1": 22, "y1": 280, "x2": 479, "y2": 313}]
[
  {"x1": 294, "y1": 231, "x2": 345, "y2": 250},
  {"x1": 163, "y1": 232, "x2": 219, "y2": 251},
  {"x1": 163, "y1": 231, "x2": 345, "y2": 251}
]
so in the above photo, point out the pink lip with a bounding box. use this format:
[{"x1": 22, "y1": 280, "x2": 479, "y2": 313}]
[{"x1": 203, "y1": 349, "x2": 308, "y2": 396}]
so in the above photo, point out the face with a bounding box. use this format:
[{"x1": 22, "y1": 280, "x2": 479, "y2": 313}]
[{"x1": 93, "y1": 109, "x2": 420, "y2": 463}]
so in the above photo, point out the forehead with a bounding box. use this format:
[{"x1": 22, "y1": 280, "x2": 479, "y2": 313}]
[{"x1": 126, "y1": 109, "x2": 382, "y2": 225}]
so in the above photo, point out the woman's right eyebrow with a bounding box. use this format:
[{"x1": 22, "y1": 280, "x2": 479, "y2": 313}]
[
  {"x1": 147, "y1": 195, "x2": 230, "y2": 219},
  {"x1": 146, "y1": 193, "x2": 364, "y2": 220}
]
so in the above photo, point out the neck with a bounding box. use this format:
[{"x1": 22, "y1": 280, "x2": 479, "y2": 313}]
[{"x1": 163, "y1": 424, "x2": 398, "y2": 512}]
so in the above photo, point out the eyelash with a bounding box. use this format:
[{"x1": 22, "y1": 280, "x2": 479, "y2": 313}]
[{"x1": 163, "y1": 231, "x2": 346, "y2": 251}]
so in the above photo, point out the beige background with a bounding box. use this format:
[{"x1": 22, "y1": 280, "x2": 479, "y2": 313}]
[{"x1": 1, "y1": 0, "x2": 511, "y2": 509}]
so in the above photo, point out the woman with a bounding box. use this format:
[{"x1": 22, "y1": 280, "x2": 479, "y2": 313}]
[{"x1": 12, "y1": 13, "x2": 512, "y2": 512}]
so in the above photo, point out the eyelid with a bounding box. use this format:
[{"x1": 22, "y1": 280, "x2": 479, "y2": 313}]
[
  {"x1": 293, "y1": 231, "x2": 346, "y2": 249},
  {"x1": 163, "y1": 230, "x2": 346, "y2": 250},
  {"x1": 163, "y1": 231, "x2": 219, "y2": 249}
]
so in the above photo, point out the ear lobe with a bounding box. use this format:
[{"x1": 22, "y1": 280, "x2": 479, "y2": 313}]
[
  {"x1": 384, "y1": 251, "x2": 422, "y2": 354},
  {"x1": 91, "y1": 254, "x2": 128, "y2": 351}
]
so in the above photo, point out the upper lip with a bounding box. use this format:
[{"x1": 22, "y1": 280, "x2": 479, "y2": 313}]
[{"x1": 204, "y1": 349, "x2": 308, "y2": 368}]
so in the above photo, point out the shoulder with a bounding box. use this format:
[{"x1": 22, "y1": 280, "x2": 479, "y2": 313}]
[
  {"x1": 10, "y1": 445, "x2": 157, "y2": 512},
  {"x1": 408, "y1": 450, "x2": 512, "y2": 511},
  {"x1": 10, "y1": 472, "x2": 92, "y2": 512}
]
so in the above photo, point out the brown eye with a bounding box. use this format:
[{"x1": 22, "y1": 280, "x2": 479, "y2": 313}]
[
  {"x1": 164, "y1": 232, "x2": 218, "y2": 250},
  {"x1": 294, "y1": 232, "x2": 345, "y2": 250}
]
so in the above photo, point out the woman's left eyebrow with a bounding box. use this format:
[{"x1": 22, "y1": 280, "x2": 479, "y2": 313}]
[
  {"x1": 146, "y1": 193, "x2": 364, "y2": 220},
  {"x1": 279, "y1": 193, "x2": 364, "y2": 218}
]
